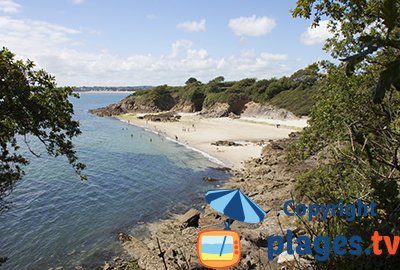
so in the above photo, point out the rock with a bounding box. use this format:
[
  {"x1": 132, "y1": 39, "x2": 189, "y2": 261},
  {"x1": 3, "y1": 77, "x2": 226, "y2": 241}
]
[
  {"x1": 211, "y1": 140, "x2": 242, "y2": 146},
  {"x1": 123, "y1": 236, "x2": 152, "y2": 261},
  {"x1": 142, "y1": 112, "x2": 181, "y2": 122},
  {"x1": 200, "y1": 102, "x2": 230, "y2": 117},
  {"x1": 203, "y1": 176, "x2": 218, "y2": 182},
  {"x1": 117, "y1": 232, "x2": 132, "y2": 242},
  {"x1": 103, "y1": 262, "x2": 111, "y2": 270},
  {"x1": 90, "y1": 93, "x2": 178, "y2": 117},
  {"x1": 241, "y1": 101, "x2": 298, "y2": 120},
  {"x1": 277, "y1": 251, "x2": 300, "y2": 269},
  {"x1": 228, "y1": 112, "x2": 240, "y2": 119},
  {"x1": 270, "y1": 141, "x2": 285, "y2": 150},
  {"x1": 214, "y1": 166, "x2": 231, "y2": 172},
  {"x1": 178, "y1": 208, "x2": 200, "y2": 228}
]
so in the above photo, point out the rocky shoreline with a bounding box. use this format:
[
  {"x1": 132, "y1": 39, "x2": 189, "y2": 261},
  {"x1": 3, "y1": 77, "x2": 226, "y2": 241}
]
[{"x1": 103, "y1": 133, "x2": 316, "y2": 270}]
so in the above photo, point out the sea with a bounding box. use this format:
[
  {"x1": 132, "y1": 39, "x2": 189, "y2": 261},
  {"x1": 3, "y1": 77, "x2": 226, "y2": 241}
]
[{"x1": 0, "y1": 93, "x2": 229, "y2": 269}]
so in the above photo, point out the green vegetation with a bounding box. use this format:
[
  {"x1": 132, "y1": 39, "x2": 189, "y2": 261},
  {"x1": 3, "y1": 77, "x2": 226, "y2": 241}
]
[
  {"x1": 290, "y1": 0, "x2": 400, "y2": 269},
  {"x1": 124, "y1": 64, "x2": 323, "y2": 116},
  {"x1": 0, "y1": 48, "x2": 85, "y2": 214}
]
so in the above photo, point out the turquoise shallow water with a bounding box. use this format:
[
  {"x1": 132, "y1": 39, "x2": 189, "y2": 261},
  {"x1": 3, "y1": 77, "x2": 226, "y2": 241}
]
[{"x1": 0, "y1": 93, "x2": 229, "y2": 269}]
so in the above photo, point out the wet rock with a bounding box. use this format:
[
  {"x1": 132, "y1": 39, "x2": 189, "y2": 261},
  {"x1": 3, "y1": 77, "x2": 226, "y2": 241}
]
[
  {"x1": 203, "y1": 176, "x2": 219, "y2": 182},
  {"x1": 102, "y1": 262, "x2": 111, "y2": 270},
  {"x1": 117, "y1": 232, "x2": 132, "y2": 243}
]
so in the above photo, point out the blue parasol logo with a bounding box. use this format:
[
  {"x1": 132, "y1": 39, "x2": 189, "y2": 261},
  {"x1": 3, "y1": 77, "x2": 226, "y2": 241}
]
[
  {"x1": 205, "y1": 188, "x2": 267, "y2": 226},
  {"x1": 197, "y1": 188, "x2": 267, "y2": 268}
]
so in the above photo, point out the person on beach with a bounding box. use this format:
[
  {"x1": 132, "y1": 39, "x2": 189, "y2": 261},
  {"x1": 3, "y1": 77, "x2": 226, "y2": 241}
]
[{"x1": 175, "y1": 135, "x2": 178, "y2": 140}]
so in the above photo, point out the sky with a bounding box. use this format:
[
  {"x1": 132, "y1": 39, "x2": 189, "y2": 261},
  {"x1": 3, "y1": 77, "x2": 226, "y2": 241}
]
[{"x1": 0, "y1": 0, "x2": 333, "y2": 86}]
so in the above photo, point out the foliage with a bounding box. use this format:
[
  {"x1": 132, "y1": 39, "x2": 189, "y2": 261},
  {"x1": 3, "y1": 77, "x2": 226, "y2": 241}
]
[
  {"x1": 0, "y1": 48, "x2": 85, "y2": 211},
  {"x1": 269, "y1": 86, "x2": 317, "y2": 116},
  {"x1": 147, "y1": 85, "x2": 176, "y2": 110},
  {"x1": 292, "y1": 0, "x2": 400, "y2": 103},
  {"x1": 185, "y1": 77, "x2": 202, "y2": 86},
  {"x1": 290, "y1": 64, "x2": 400, "y2": 269}
]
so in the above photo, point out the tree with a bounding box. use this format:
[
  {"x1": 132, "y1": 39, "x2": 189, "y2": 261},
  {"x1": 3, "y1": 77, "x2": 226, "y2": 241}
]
[
  {"x1": 0, "y1": 48, "x2": 85, "y2": 212},
  {"x1": 185, "y1": 77, "x2": 202, "y2": 86},
  {"x1": 208, "y1": 76, "x2": 225, "y2": 84},
  {"x1": 291, "y1": 1, "x2": 400, "y2": 269},
  {"x1": 292, "y1": 0, "x2": 400, "y2": 102}
]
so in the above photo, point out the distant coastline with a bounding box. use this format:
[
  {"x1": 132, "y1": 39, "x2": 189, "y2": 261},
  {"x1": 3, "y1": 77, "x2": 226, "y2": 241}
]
[
  {"x1": 73, "y1": 86, "x2": 152, "y2": 94},
  {"x1": 76, "y1": 90, "x2": 136, "y2": 94}
]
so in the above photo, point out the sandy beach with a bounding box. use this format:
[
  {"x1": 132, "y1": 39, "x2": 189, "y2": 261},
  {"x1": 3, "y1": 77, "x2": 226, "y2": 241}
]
[{"x1": 117, "y1": 113, "x2": 307, "y2": 169}]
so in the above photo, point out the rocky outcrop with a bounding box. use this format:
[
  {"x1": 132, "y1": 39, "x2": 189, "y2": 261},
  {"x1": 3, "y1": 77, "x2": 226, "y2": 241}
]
[
  {"x1": 211, "y1": 140, "x2": 243, "y2": 146},
  {"x1": 200, "y1": 100, "x2": 248, "y2": 118},
  {"x1": 196, "y1": 101, "x2": 300, "y2": 120},
  {"x1": 138, "y1": 112, "x2": 181, "y2": 122},
  {"x1": 90, "y1": 93, "x2": 300, "y2": 122},
  {"x1": 89, "y1": 95, "x2": 161, "y2": 117},
  {"x1": 242, "y1": 101, "x2": 298, "y2": 120},
  {"x1": 200, "y1": 102, "x2": 230, "y2": 117}
]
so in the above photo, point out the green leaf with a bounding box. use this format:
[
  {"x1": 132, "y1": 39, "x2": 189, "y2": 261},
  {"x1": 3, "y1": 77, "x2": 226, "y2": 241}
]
[
  {"x1": 343, "y1": 54, "x2": 365, "y2": 76},
  {"x1": 342, "y1": 44, "x2": 379, "y2": 76}
]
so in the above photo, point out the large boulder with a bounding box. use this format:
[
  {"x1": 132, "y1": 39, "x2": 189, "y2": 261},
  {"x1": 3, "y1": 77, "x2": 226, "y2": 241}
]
[{"x1": 178, "y1": 208, "x2": 200, "y2": 228}]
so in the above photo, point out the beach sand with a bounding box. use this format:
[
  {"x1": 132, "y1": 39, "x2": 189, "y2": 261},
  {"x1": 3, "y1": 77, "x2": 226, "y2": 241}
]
[{"x1": 118, "y1": 113, "x2": 307, "y2": 169}]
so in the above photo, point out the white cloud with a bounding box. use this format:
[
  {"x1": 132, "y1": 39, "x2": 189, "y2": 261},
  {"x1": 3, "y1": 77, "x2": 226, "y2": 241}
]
[
  {"x1": 229, "y1": 15, "x2": 276, "y2": 37},
  {"x1": 72, "y1": 0, "x2": 84, "y2": 5},
  {"x1": 0, "y1": 16, "x2": 80, "y2": 52},
  {"x1": 177, "y1": 19, "x2": 206, "y2": 32},
  {"x1": 0, "y1": 16, "x2": 293, "y2": 86},
  {"x1": 0, "y1": 0, "x2": 21, "y2": 13},
  {"x1": 300, "y1": 20, "x2": 333, "y2": 45}
]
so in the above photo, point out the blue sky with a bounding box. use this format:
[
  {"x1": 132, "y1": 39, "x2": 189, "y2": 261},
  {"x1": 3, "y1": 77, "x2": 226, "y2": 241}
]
[{"x1": 0, "y1": 0, "x2": 332, "y2": 86}]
